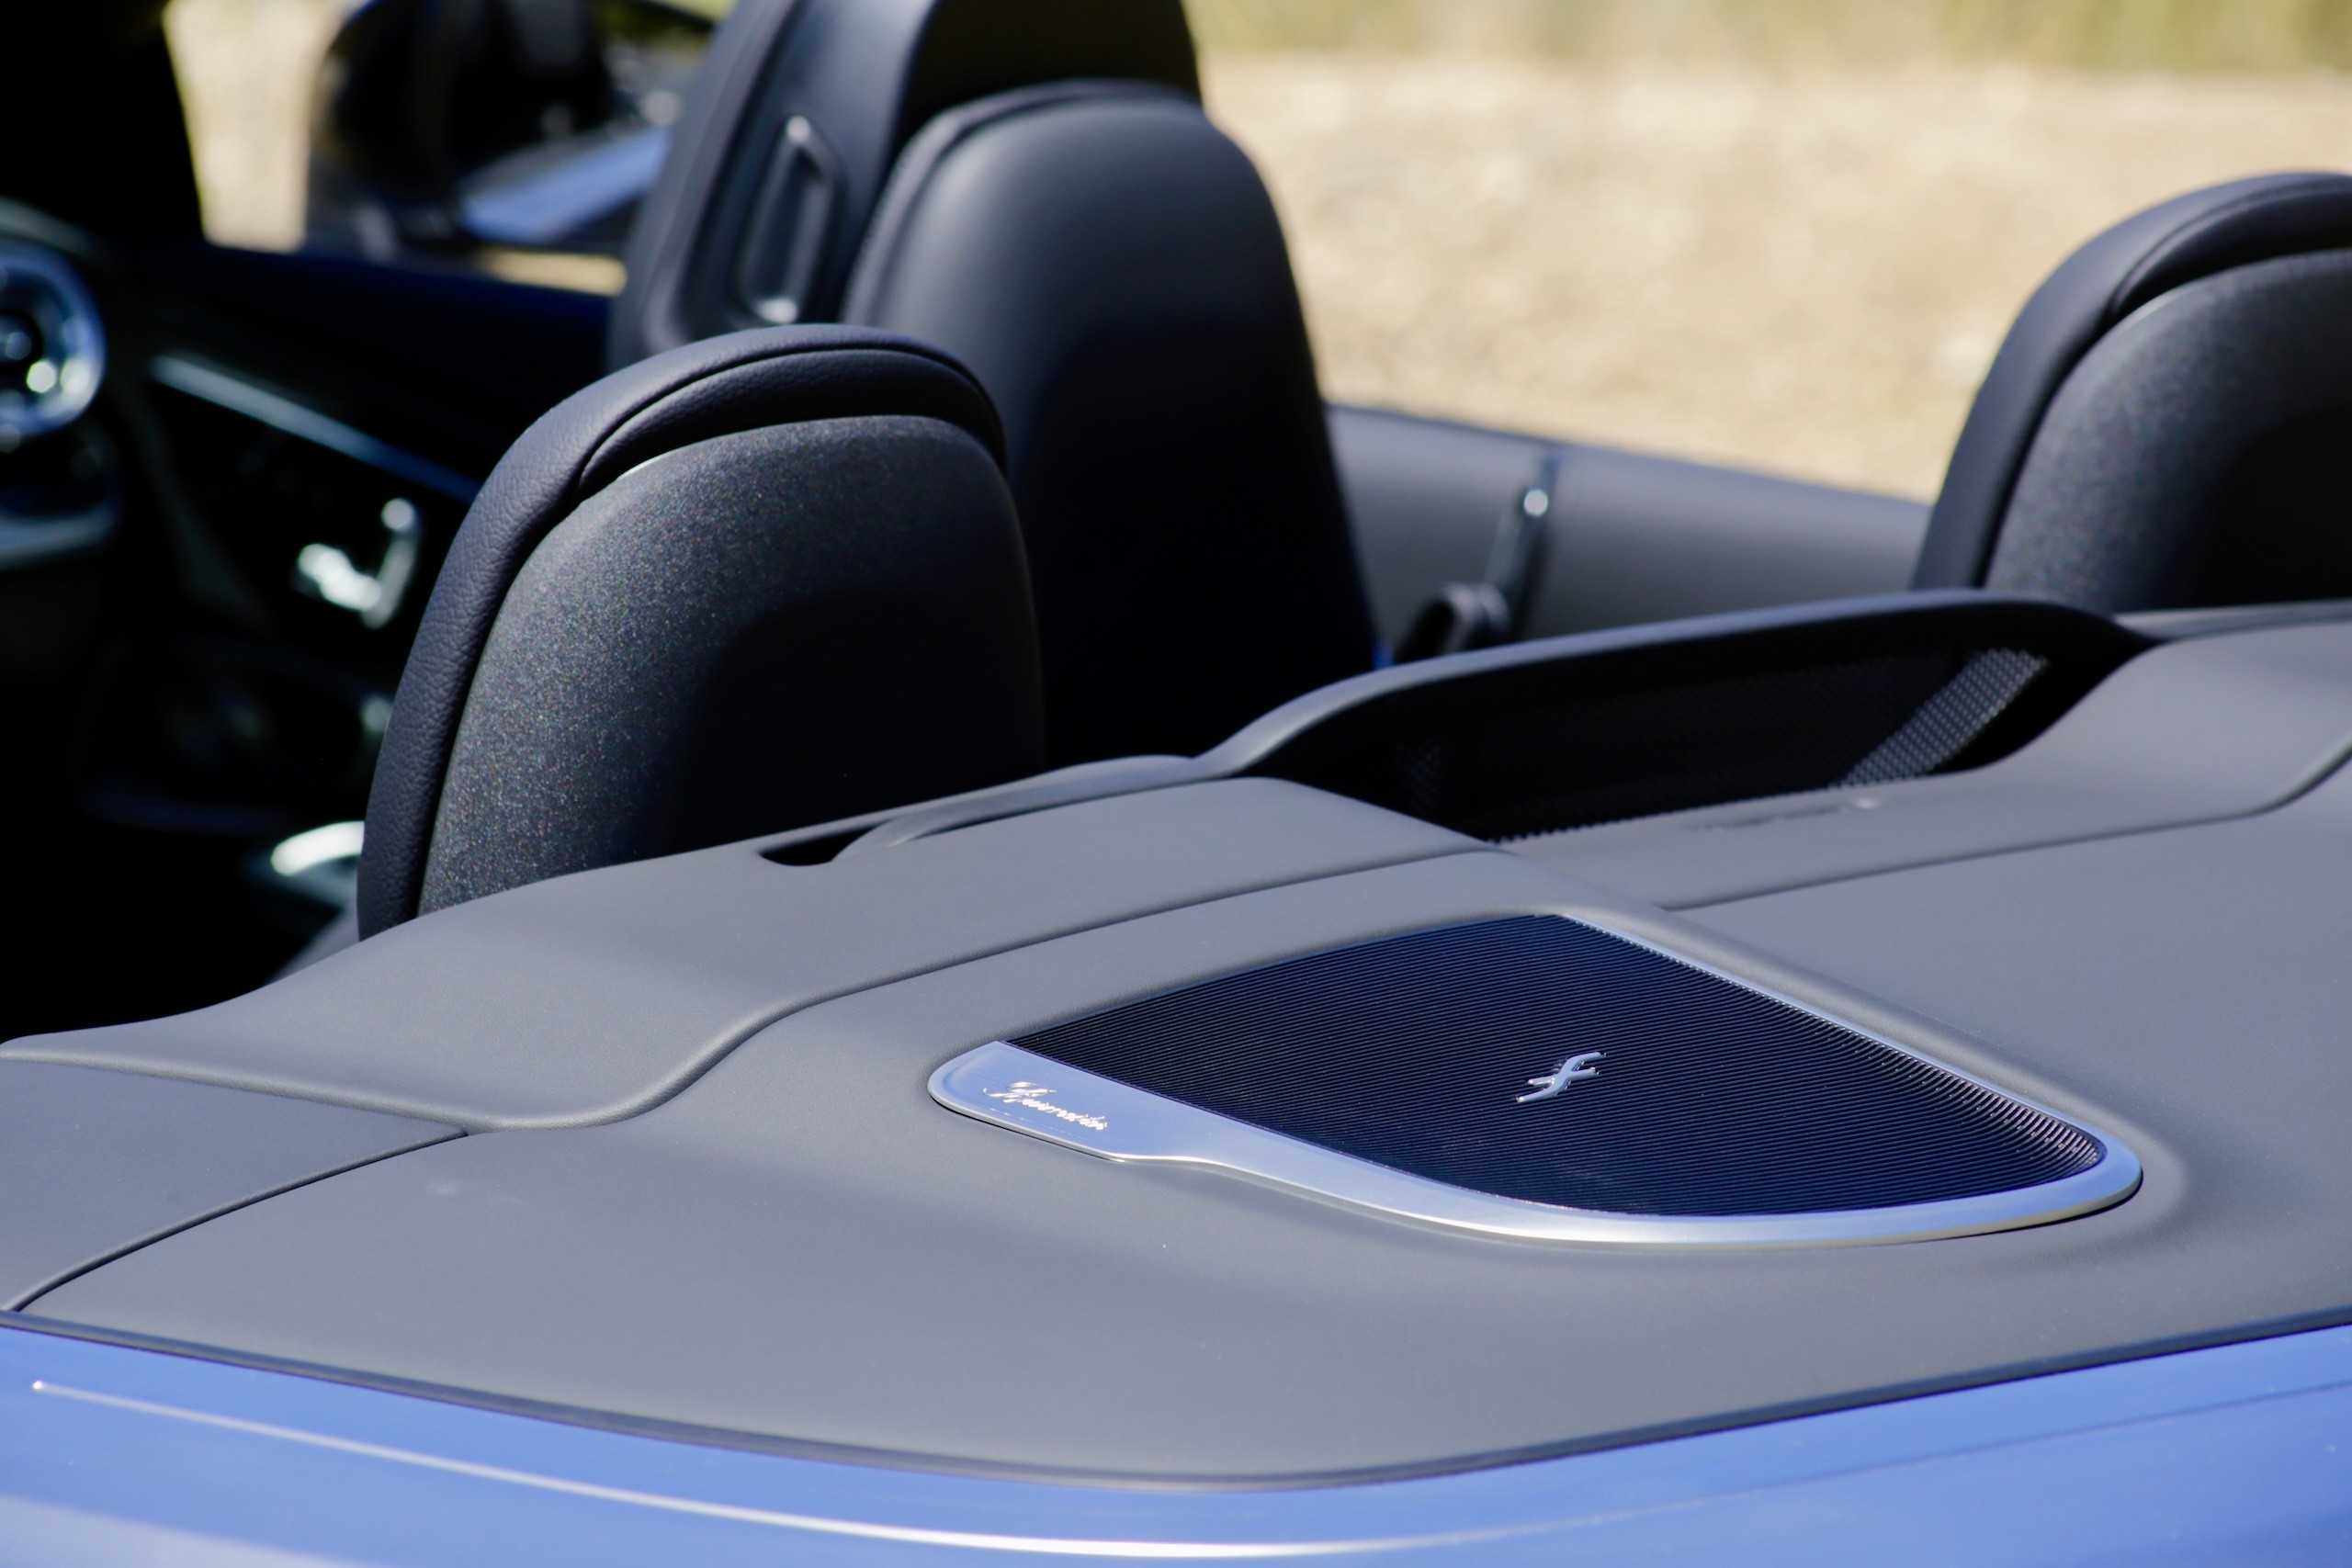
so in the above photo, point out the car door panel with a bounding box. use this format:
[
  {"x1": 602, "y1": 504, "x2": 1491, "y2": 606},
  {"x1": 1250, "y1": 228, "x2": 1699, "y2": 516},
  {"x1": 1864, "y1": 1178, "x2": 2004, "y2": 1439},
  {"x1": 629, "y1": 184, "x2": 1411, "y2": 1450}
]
[{"x1": 1330, "y1": 402, "x2": 1928, "y2": 648}]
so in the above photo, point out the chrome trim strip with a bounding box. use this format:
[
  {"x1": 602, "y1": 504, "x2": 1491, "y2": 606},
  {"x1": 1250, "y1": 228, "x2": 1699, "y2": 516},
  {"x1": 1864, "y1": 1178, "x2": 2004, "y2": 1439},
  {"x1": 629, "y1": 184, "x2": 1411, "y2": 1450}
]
[
  {"x1": 146, "y1": 355, "x2": 481, "y2": 502},
  {"x1": 11, "y1": 1319, "x2": 2351, "y2": 1551},
  {"x1": 0, "y1": 503, "x2": 115, "y2": 570},
  {"x1": 929, "y1": 919, "x2": 2142, "y2": 1249}
]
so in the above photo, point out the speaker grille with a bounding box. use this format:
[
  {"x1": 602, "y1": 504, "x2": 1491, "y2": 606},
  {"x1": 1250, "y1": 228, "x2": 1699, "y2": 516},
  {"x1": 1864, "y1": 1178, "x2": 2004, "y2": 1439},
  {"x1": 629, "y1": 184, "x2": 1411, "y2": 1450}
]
[
  {"x1": 1013, "y1": 917, "x2": 2101, "y2": 1217},
  {"x1": 1291, "y1": 648, "x2": 2048, "y2": 841}
]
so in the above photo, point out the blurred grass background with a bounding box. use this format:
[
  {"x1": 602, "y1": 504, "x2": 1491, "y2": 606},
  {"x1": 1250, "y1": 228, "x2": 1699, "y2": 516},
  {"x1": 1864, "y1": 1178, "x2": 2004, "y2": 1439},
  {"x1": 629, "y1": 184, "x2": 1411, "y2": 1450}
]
[
  {"x1": 167, "y1": 0, "x2": 2352, "y2": 494},
  {"x1": 1186, "y1": 0, "x2": 2352, "y2": 66}
]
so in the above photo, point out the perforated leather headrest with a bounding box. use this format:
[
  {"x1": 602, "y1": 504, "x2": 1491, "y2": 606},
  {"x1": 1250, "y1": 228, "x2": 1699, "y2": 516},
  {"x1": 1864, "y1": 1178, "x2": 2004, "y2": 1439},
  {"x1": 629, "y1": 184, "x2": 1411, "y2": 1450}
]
[
  {"x1": 357, "y1": 324, "x2": 1007, "y2": 935},
  {"x1": 1917, "y1": 172, "x2": 2352, "y2": 590}
]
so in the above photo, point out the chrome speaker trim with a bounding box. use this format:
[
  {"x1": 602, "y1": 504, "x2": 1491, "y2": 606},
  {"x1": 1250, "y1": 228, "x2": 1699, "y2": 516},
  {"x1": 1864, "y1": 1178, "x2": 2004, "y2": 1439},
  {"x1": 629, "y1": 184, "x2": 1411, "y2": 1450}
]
[
  {"x1": 933, "y1": 1041, "x2": 2140, "y2": 1247},
  {"x1": 929, "y1": 917, "x2": 2143, "y2": 1249}
]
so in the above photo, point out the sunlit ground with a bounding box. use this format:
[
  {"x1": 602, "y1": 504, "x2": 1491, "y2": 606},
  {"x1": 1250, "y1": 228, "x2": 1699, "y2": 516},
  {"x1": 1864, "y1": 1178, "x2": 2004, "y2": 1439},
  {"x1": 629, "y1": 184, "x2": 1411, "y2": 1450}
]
[
  {"x1": 167, "y1": 0, "x2": 2352, "y2": 496},
  {"x1": 165, "y1": 0, "x2": 344, "y2": 254},
  {"x1": 1206, "y1": 56, "x2": 2352, "y2": 493}
]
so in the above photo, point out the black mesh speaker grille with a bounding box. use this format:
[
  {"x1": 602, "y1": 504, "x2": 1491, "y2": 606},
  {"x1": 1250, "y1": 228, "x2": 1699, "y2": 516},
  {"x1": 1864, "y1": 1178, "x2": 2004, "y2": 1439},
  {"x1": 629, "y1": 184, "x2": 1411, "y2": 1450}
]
[{"x1": 1014, "y1": 917, "x2": 2101, "y2": 1216}]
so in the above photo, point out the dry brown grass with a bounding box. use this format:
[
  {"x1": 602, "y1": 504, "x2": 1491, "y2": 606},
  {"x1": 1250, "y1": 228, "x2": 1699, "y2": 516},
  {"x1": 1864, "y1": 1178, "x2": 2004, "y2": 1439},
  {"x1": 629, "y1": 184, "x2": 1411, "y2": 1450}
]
[
  {"x1": 162, "y1": 0, "x2": 2352, "y2": 494},
  {"x1": 1187, "y1": 0, "x2": 2352, "y2": 70},
  {"x1": 1206, "y1": 56, "x2": 2352, "y2": 494}
]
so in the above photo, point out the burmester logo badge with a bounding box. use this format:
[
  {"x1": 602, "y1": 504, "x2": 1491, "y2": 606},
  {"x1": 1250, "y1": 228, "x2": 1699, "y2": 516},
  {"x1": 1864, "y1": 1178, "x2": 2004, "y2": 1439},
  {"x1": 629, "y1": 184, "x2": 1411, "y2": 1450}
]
[
  {"x1": 1516, "y1": 1051, "x2": 1604, "y2": 1103},
  {"x1": 987, "y1": 1080, "x2": 1110, "y2": 1132}
]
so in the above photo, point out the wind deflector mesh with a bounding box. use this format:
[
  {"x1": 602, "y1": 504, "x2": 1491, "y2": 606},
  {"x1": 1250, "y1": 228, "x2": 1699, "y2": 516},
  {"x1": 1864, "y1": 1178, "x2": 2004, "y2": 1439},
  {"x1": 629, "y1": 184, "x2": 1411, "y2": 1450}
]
[
  {"x1": 1244, "y1": 599, "x2": 2146, "y2": 840},
  {"x1": 1355, "y1": 647, "x2": 2035, "y2": 840},
  {"x1": 1014, "y1": 917, "x2": 2102, "y2": 1216}
]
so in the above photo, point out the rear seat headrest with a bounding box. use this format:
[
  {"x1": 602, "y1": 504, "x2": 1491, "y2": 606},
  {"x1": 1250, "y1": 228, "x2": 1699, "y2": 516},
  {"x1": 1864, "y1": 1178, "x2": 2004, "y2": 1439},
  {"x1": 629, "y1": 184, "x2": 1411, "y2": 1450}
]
[
  {"x1": 358, "y1": 325, "x2": 1031, "y2": 934},
  {"x1": 1917, "y1": 171, "x2": 2352, "y2": 592}
]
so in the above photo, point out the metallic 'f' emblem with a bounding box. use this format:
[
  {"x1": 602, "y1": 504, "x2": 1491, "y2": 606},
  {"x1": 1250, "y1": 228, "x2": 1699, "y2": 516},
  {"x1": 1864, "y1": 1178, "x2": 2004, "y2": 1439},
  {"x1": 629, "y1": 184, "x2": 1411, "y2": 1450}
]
[{"x1": 1517, "y1": 1051, "x2": 1604, "y2": 1102}]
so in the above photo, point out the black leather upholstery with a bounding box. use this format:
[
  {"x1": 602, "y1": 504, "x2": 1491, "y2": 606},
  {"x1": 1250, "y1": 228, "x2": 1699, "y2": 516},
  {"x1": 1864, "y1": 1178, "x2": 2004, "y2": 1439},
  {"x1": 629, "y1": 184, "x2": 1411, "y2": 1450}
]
[
  {"x1": 1917, "y1": 172, "x2": 2352, "y2": 600},
  {"x1": 843, "y1": 84, "x2": 1376, "y2": 761},
  {"x1": 1978, "y1": 250, "x2": 2352, "y2": 611},
  {"x1": 358, "y1": 325, "x2": 1035, "y2": 934},
  {"x1": 610, "y1": 0, "x2": 1197, "y2": 365}
]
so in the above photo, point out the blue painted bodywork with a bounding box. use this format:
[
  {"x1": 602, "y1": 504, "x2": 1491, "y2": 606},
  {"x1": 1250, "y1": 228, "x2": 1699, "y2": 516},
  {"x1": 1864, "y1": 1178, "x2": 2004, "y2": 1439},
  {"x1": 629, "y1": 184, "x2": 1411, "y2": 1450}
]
[{"x1": 2, "y1": 1316, "x2": 2346, "y2": 1563}]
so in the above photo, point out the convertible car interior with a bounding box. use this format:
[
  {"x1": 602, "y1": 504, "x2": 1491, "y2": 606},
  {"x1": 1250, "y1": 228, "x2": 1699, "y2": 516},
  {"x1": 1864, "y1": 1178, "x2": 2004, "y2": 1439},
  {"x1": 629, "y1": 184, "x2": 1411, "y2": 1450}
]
[{"x1": 6, "y1": 0, "x2": 2352, "y2": 1549}]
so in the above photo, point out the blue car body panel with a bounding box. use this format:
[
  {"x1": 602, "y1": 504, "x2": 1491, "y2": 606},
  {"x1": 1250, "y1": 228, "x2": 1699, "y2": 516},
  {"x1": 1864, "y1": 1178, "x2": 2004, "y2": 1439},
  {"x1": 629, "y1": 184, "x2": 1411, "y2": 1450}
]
[{"x1": 3, "y1": 1317, "x2": 2347, "y2": 1563}]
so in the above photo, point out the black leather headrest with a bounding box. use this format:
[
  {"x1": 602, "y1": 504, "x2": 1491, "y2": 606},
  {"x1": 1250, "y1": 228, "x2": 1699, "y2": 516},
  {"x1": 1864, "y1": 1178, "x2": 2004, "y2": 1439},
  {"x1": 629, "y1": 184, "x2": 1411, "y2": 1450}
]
[
  {"x1": 611, "y1": 0, "x2": 1197, "y2": 366},
  {"x1": 842, "y1": 82, "x2": 1375, "y2": 762},
  {"x1": 1917, "y1": 171, "x2": 2352, "y2": 590},
  {"x1": 357, "y1": 324, "x2": 1001, "y2": 936}
]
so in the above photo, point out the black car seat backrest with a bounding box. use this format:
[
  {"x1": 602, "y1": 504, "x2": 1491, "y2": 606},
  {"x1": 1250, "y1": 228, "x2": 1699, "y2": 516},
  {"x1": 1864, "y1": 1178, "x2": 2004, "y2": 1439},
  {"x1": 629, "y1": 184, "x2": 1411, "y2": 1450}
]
[
  {"x1": 610, "y1": 0, "x2": 1197, "y2": 365},
  {"x1": 356, "y1": 325, "x2": 1043, "y2": 935},
  {"x1": 1916, "y1": 172, "x2": 2352, "y2": 611},
  {"x1": 841, "y1": 82, "x2": 1375, "y2": 761}
]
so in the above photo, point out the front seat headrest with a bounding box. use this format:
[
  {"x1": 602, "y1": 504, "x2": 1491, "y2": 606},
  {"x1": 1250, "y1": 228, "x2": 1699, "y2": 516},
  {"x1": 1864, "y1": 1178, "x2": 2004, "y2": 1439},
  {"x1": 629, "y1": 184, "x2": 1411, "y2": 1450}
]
[
  {"x1": 610, "y1": 0, "x2": 1198, "y2": 365},
  {"x1": 1916, "y1": 171, "x2": 2352, "y2": 603},
  {"x1": 842, "y1": 82, "x2": 1376, "y2": 762},
  {"x1": 356, "y1": 324, "x2": 1040, "y2": 935}
]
